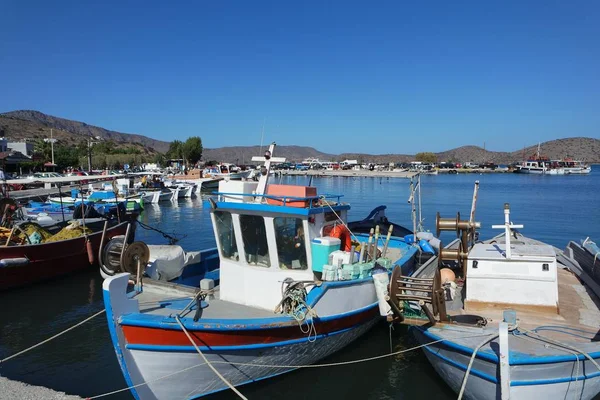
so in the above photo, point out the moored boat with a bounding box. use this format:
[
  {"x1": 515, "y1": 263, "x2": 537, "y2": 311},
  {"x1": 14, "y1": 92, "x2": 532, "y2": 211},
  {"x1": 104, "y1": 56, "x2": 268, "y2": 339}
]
[
  {"x1": 387, "y1": 186, "x2": 600, "y2": 400},
  {"x1": 0, "y1": 218, "x2": 135, "y2": 291},
  {"x1": 101, "y1": 144, "x2": 420, "y2": 399}
]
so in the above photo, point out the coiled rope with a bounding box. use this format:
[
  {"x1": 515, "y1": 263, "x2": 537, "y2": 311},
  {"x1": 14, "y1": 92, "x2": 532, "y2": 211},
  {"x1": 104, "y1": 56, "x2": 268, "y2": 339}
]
[{"x1": 275, "y1": 279, "x2": 318, "y2": 342}]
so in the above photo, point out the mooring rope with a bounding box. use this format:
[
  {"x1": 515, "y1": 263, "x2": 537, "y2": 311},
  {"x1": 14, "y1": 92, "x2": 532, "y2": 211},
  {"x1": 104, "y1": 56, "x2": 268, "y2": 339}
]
[
  {"x1": 0, "y1": 309, "x2": 106, "y2": 364},
  {"x1": 457, "y1": 334, "x2": 499, "y2": 400},
  {"x1": 174, "y1": 315, "x2": 248, "y2": 400},
  {"x1": 85, "y1": 331, "x2": 498, "y2": 398},
  {"x1": 136, "y1": 220, "x2": 186, "y2": 245}
]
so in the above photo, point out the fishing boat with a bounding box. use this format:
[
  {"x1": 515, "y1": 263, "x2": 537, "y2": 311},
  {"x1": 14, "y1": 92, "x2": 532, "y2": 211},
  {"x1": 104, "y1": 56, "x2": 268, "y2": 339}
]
[
  {"x1": 386, "y1": 183, "x2": 600, "y2": 400},
  {"x1": 203, "y1": 163, "x2": 251, "y2": 180},
  {"x1": 556, "y1": 158, "x2": 592, "y2": 175},
  {"x1": 0, "y1": 209, "x2": 135, "y2": 291},
  {"x1": 101, "y1": 144, "x2": 420, "y2": 399},
  {"x1": 164, "y1": 181, "x2": 196, "y2": 198},
  {"x1": 139, "y1": 189, "x2": 175, "y2": 204},
  {"x1": 515, "y1": 144, "x2": 565, "y2": 175}
]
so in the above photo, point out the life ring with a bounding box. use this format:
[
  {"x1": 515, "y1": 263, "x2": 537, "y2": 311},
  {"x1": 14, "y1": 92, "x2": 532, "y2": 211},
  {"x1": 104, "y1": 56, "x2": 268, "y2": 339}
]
[{"x1": 330, "y1": 224, "x2": 352, "y2": 251}]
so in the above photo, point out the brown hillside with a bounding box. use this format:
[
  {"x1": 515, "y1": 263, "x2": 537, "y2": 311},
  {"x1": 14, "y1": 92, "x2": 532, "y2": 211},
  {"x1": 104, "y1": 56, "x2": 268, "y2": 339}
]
[{"x1": 0, "y1": 110, "x2": 168, "y2": 153}]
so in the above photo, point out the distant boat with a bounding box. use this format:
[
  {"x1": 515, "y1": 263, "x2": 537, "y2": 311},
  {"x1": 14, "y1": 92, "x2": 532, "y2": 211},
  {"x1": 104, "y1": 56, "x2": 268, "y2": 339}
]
[
  {"x1": 515, "y1": 144, "x2": 565, "y2": 175},
  {"x1": 203, "y1": 163, "x2": 251, "y2": 180},
  {"x1": 556, "y1": 158, "x2": 592, "y2": 175}
]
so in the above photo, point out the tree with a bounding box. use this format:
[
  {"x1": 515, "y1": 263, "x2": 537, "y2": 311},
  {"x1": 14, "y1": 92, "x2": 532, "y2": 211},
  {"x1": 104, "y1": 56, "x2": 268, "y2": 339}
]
[
  {"x1": 415, "y1": 152, "x2": 437, "y2": 163},
  {"x1": 182, "y1": 136, "x2": 203, "y2": 166},
  {"x1": 34, "y1": 140, "x2": 52, "y2": 162},
  {"x1": 153, "y1": 153, "x2": 165, "y2": 166},
  {"x1": 166, "y1": 140, "x2": 184, "y2": 160}
]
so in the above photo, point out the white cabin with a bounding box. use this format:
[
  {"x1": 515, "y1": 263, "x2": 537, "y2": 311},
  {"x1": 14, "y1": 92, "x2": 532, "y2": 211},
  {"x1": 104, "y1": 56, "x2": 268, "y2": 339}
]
[{"x1": 210, "y1": 172, "x2": 349, "y2": 311}]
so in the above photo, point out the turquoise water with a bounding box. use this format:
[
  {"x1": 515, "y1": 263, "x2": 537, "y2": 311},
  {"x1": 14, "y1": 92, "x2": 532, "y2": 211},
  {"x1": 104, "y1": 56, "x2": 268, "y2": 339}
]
[{"x1": 0, "y1": 167, "x2": 598, "y2": 399}]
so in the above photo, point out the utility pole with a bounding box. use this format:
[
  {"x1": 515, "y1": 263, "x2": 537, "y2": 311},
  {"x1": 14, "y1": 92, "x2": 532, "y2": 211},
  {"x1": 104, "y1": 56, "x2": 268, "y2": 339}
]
[
  {"x1": 87, "y1": 138, "x2": 93, "y2": 172},
  {"x1": 43, "y1": 129, "x2": 57, "y2": 169}
]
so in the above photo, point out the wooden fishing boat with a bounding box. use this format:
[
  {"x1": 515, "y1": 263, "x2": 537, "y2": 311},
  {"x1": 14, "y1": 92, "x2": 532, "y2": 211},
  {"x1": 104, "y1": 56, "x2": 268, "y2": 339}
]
[
  {"x1": 387, "y1": 185, "x2": 600, "y2": 400},
  {"x1": 101, "y1": 144, "x2": 420, "y2": 399},
  {"x1": 0, "y1": 216, "x2": 135, "y2": 291}
]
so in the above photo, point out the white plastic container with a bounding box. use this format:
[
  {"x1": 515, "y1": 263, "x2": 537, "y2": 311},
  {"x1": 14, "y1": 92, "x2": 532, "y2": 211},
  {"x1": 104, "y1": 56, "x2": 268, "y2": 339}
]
[{"x1": 329, "y1": 250, "x2": 352, "y2": 266}]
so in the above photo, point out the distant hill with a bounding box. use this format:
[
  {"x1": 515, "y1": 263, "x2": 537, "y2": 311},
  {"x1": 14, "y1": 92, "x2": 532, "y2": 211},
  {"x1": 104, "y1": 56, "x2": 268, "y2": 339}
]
[
  {"x1": 0, "y1": 110, "x2": 597, "y2": 163},
  {"x1": 206, "y1": 138, "x2": 600, "y2": 165},
  {"x1": 0, "y1": 110, "x2": 169, "y2": 153}
]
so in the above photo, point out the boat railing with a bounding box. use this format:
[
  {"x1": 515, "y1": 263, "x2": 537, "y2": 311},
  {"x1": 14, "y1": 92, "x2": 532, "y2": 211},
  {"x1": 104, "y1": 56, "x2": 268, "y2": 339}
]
[{"x1": 213, "y1": 192, "x2": 344, "y2": 208}]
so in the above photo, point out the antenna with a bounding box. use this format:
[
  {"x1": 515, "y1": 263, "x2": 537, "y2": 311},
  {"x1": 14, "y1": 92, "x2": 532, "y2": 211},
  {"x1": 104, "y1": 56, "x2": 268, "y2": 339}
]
[{"x1": 259, "y1": 118, "x2": 266, "y2": 155}]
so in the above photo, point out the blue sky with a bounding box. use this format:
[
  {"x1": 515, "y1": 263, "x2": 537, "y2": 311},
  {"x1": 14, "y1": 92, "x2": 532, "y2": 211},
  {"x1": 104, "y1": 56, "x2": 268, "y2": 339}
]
[{"x1": 1, "y1": 1, "x2": 598, "y2": 154}]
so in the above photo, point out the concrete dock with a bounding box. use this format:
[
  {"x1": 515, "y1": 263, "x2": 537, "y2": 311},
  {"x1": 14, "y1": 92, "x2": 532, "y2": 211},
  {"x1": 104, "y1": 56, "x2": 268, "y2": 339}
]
[{"x1": 0, "y1": 377, "x2": 83, "y2": 399}]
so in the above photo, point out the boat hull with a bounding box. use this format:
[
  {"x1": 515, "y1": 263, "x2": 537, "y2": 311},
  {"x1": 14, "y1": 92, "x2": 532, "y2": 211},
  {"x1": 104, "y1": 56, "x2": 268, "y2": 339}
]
[
  {"x1": 0, "y1": 221, "x2": 132, "y2": 291},
  {"x1": 103, "y1": 273, "x2": 384, "y2": 400},
  {"x1": 412, "y1": 327, "x2": 600, "y2": 400},
  {"x1": 121, "y1": 318, "x2": 377, "y2": 399}
]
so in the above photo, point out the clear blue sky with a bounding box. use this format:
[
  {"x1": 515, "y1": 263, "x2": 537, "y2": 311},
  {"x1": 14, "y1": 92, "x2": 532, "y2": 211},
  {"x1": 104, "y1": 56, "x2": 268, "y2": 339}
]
[{"x1": 1, "y1": 1, "x2": 598, "y2": 154}]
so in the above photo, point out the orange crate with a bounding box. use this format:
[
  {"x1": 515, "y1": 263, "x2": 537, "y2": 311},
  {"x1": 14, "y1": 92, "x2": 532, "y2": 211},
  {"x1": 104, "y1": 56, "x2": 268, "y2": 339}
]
[{"x1": 266, "y1": 185, "x2": 317, "y2": 207}]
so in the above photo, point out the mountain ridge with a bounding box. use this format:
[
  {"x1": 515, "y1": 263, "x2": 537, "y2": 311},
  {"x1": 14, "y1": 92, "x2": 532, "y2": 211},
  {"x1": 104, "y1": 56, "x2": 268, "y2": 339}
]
[{"x1": 1, "y1": 110, "x2": 598, "y2": 163}]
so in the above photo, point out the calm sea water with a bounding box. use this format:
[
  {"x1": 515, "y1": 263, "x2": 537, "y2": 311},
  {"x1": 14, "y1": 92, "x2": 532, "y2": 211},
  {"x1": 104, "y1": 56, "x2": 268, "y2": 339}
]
[{"x1": 1, "y1": 167, "x2": 599, "y2": 399}]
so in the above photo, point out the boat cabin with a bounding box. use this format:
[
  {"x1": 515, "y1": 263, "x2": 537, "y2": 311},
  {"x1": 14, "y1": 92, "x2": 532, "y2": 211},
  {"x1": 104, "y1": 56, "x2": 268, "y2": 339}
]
[
  {"x1": 210, "y1": 179, "x2": 349, "y2": 310},
  {"x1": 464, "y1": 204, "x2": 559, "y2": 313}
]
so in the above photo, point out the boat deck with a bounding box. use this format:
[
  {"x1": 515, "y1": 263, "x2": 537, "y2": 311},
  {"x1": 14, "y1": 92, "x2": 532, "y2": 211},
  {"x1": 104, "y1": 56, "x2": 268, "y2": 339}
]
[
  {"x1": 461, "y1": 268, "x2": 600, "y2": 335},
  {"x1": 135, "y1": 280, "x2": 281, "y2": 321},
  {"x1": 412, "y1": 236, "x2": 600, "y2": 342}
]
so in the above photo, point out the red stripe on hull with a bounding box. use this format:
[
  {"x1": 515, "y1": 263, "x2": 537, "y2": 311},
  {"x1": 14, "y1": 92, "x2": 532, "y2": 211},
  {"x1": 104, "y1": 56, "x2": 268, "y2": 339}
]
[
  {"x1": 122, "y1": 306, "x2": 379, "y2": 347},
  {"x1": 0, "y1": 222, "x2": 131, "y2": 291}
]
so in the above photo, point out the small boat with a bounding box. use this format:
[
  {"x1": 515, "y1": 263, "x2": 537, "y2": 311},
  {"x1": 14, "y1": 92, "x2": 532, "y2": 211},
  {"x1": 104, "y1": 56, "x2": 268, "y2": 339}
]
[
  {"x1": 101, "y1": 144, "x2": 420, "y2": 399},
  {"x1": 0, "y1": 210, "x2": 136, "y2": 291},
  {"x1": 203, "y1": 163, "x2": 251, "y2": 180},
  {"x1": 139, "y1": 189, "x2": 175, "y2": 204},
  {"x1": 164, "y1": 181, "x2": 196, "y2": 198},
  {"x1": 348, "y1": 205, "x2": 413, "y2": 238},
  {"x1": 387, "y1": 184, "x2": 600, "y2": 400}
]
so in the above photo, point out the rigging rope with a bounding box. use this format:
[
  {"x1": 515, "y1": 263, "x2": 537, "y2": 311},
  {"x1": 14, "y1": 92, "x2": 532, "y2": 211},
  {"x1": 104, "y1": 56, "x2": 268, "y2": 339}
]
[{"x1": 320, "y1": 196, "x2": 361, "y2": 243}]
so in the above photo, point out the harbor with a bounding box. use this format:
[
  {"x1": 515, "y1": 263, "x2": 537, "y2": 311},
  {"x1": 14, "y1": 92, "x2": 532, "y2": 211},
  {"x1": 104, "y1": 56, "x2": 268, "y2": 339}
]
[
  {"x1": 0, "y1": 162, "x2": 598, "y2": 399},
  {"x1": 2, "y1": 2, "x2": 600, "y2": 399}
]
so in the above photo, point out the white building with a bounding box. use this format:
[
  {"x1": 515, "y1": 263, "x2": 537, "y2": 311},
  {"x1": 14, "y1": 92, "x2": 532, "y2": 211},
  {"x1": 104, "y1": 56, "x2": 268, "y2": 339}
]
[{"x1": 7, "y1": 141, "x2": 34, "y2": 157}]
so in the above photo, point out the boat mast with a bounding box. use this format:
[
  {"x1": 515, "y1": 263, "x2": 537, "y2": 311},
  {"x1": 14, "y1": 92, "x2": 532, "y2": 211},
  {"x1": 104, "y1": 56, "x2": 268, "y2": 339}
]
[{"x1": 251, "y1": 142, "x2": 286, "y2": 201}]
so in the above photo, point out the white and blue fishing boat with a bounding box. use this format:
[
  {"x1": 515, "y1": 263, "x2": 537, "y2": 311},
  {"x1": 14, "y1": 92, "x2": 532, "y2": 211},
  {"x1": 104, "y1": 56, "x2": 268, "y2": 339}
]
[
  {"x1": 101, "y1": 144, "x2": 421, "y2": 399},
  {"x1": 387, "y1": 187, "x2": 600, "y2": 400}
]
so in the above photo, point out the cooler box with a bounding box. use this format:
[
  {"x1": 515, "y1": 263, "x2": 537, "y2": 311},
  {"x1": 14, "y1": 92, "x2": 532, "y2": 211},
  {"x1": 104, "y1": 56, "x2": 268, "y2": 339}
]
[
  {"x1": 311, "y1": 237, "x2": 341, "y2": 273},
  {"x1": 266, "y1": 184, "x2": 317, "y2": 207}
]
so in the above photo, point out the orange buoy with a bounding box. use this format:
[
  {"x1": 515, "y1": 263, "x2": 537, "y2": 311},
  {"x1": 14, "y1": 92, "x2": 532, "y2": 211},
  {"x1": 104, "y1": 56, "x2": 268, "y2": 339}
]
[
  {"x1": 440, "y1": 268, "x2": 456, "y2": 283},
  {"x1": 86, "y1": 238, "x2": 95, "y2": 264},
  {"x1": 330, "y1": 224, "x2": 352, "y2": 252}
]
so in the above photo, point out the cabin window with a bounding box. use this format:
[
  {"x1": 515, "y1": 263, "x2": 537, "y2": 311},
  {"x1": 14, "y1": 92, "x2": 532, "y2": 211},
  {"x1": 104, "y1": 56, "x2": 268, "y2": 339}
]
[
  {"x1": 273, "y1": 217, "x2": 308, "y2": 270},
  {"x1": 240, "y1": 215, "x2": 271, "y2": 267},
  {"x1": 214, "y1": 211, "x2": 239, "y2": 260}
]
